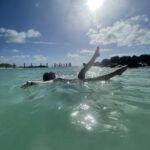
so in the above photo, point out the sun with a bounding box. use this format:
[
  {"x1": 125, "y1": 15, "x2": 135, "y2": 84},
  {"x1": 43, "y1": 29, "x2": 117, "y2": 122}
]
[{"x1": 87, "y1": 0, "x2": 104, "y2": 11}]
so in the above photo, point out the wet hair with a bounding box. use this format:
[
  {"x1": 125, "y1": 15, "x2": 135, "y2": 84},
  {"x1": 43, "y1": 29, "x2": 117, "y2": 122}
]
[{"x1": 43, "y1": 72, "x2": 56, "y2": 81}]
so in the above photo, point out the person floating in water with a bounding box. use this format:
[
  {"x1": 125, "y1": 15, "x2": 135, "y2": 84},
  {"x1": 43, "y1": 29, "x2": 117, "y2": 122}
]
[{"x1": 21, "y1": 46, "x2": 127, "y2": 88}]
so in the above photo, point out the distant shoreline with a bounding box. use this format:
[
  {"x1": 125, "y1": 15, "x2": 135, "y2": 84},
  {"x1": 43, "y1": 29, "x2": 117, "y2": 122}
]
[{"x1": 0, "y1": 54, "x2": 150, "y2": 69}]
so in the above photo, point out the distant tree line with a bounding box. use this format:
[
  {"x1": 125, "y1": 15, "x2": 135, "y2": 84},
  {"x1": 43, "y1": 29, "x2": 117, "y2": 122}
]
[
  {"x1": 94, "y1": 54, "x2": 150, "y2": 68},
  {"x1": 0, "y1": 63, "x2": 16, "y2": 68}
]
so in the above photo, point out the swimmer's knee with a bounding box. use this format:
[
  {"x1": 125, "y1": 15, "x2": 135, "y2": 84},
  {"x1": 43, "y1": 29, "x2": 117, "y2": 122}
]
[{"x1": 78, "y1": 73, "x2": 85, "y2": 80}]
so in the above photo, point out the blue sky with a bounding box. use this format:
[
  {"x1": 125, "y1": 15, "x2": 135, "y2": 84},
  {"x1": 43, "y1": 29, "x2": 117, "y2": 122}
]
[{"x1": 0, "y1": 0, "x2": 150, "y2": 66}]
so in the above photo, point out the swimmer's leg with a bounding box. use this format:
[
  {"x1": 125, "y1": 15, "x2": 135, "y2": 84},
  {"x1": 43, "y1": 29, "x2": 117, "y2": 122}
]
[
  {"x1": 78, "y1": 46, "x2": 100, "y2": 80},
  {"x1": 84, "y1": 65, "x2": 128, "y2": 81}
]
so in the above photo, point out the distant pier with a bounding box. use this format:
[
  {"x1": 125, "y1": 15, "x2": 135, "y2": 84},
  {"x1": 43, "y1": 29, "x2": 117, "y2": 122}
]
[
  {"x1": 0, "y1": 62, "x2": 73, "y2": 69},
  {"x1": 53, "y1": 62, "x2": 72, "y2": 68},
  {"x1": 23, "y1": 63, "x2": 48, "y2": 68},
  {"x1": 23, "y1": 62, "x2": 72, "y2": 68}
]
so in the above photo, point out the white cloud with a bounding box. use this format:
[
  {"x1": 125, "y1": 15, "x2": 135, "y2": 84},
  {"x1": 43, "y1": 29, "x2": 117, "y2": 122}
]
[
  {"x1": 78, "y1": 48, "x2": 111, "y2": 55},
  {"x1": 67, "y1": 53, "x2": 81, "y2": 59},
  {"x1": 31, "y1": 41, "x2": 57, "y2": 45},
  {"x1": 67, "y1": 53, "x2": 86, "y2": 66},
  {"x1": 80, "y1": 48, "x2": 111, "y2": 54},
  {"x1": 79, "y1": 49, "x2": 94, "y2": 54},
  {"x1": 33, "y1": 55, "x2": 47, "y2": 62},
  {"x1": 0, "y1": 55, "x2": 49, "y2": 65},
  {"x1": 0, "y1": 56, "x2": 8, "y2": 63},
  {"x1": 87, "y1": 15, "x2": 150, "y2": 47},
  {"x1": 67, "y1": 48, "x2": 96, "y2": 59},
  {"x1": 67, "y1": 48, "x2": 98, "y2": 65},
  {"x1": 66, "y1": 47, "x2": 112, "y2": 65},
  {"x1": 31, "y1": 41, "x2": 71, "y2": 46},
  {"x1": 12, "y1": 55, "x2": 30, "y2": 59},
  {"x1": 26, "y1": 29, "x2": 41, "y2": 38},
  {"x1": 0, "y1": 28, "x2": 41, "y2": 43},
  {"x1": 101, "y1": 48, "x2": 111, "y2": 52},
  {"x1": 11, "y1": 55, "x2": 47, "y2": 63},
  {"x1": 130, "y1": 15, "x2": 149, "y2": 23},
  {"x1": 12, "y1": 49, "x2": 19, "y2": 53},
  {"x1": 35, "y1": 2, "x2": 40, "y2": 7}
]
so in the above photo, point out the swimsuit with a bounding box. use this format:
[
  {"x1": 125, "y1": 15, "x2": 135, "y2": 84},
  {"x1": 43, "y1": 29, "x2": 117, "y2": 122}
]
[{"x1": 54, "y1": 78, "x2": 65, "y2": 82}]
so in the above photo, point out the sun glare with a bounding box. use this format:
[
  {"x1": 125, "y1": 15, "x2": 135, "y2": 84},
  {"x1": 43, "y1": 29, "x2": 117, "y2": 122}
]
[{"x1": 87, "y1": 0, "x2": 104, "y2": 11}]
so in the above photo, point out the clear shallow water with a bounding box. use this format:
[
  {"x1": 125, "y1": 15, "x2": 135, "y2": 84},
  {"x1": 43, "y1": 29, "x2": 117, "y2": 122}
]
[{"x1": 0, "y1": 67, "x2": 150, "y2": 150}]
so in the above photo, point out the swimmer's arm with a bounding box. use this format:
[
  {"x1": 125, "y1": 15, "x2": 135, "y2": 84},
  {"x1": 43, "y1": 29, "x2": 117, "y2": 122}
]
[
  {"x1": 21, "y1": 80, "x2": 54, "y2": 88},
  {"x1": 31, "y1": 80, "x2": 54, "y2": 84}
]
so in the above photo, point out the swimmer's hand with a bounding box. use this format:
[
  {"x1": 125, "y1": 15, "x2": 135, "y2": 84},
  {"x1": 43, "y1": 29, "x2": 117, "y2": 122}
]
[{"x1": 21, "y1": 81, "x2": 33, "y2": 89}]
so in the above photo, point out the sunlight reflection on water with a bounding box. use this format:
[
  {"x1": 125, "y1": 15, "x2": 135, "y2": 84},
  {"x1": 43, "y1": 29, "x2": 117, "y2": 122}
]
[{"x1": 70, "y1": 102, "x2": 97, "y2": 131}]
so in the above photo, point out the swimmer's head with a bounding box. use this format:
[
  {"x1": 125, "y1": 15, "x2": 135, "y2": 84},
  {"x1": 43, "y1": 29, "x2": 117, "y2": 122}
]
[{"x1": 43, "y1": 72, "x2": 56, "y2": 81}]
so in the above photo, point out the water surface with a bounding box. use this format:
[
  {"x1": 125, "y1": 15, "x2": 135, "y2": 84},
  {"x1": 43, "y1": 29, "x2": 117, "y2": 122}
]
[{"x1": 0, "y1": 67, "x2": 150, "y2": 150}]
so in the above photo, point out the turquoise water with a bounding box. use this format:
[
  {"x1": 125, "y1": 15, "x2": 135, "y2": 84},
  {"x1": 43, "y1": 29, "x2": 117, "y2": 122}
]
[{"x1": 0, "y1": 67, "x2": 150, "y2": 150}]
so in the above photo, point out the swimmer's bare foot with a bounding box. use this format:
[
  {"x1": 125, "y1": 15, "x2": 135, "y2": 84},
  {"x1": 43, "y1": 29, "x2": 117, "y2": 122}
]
[{"x1": 83, "y1": 63, "x2": 86, "y2": 67}]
